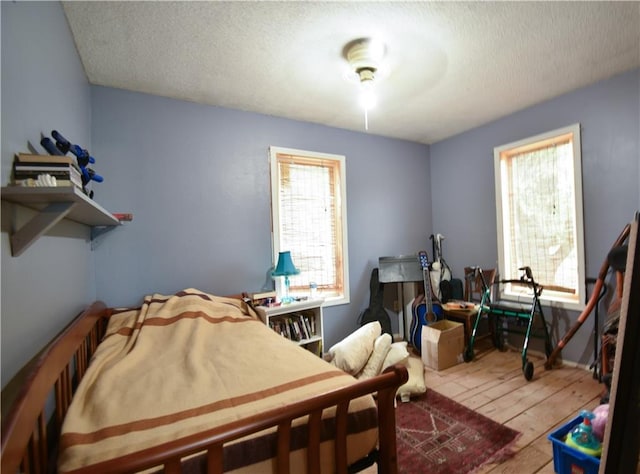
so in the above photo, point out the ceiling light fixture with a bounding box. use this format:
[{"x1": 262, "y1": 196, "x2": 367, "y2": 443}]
[{"x1": 343, "y1": 38, "x2": 386, "y2": 131}]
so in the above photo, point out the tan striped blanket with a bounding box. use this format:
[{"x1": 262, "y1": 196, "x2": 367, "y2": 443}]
[{"x1": 58, "y1": 289, "x2": 378, "y2": 473}]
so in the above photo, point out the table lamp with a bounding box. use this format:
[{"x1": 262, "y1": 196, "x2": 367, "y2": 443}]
[{"x1": 272, "y1": 251, "x2": 300, "y2": 304}]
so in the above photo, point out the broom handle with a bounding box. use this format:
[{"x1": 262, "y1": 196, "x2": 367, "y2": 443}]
[{"x1": 545, "y1": 222, "x2": 631, "y2": 369}]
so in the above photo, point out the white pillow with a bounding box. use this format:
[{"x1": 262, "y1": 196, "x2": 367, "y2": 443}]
[
  {"x1": 328, "y1": 322, "x2": 381, "y2": 375},
  {"x1": 381, "y1": 341, "x2": 410, "y2": 372},
  {"x1": 397, "y1": 353, "x2": 426, "y2": 401},
  {"x1": 356, "y1": 333, "x2": 392, "y2": 379}
]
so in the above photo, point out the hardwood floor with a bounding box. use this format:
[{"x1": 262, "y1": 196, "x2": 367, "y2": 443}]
[
  {"x1": 422, "y1": 341, "x2": 604, "y2": 473},
  {"x1": 361, "y1": 339, "x2": 609, "y2": 474},
  {"x1": 360, "y1": 331, "x2": 640, "y2": 474}
]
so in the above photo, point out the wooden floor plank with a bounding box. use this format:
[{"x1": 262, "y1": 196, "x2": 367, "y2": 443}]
[
  {"x1": 475, "y1": 364, "x2": 595, "y2": 424},
  {"x1": 480, "y1": 444, "x2": 552, "y2": 474}
]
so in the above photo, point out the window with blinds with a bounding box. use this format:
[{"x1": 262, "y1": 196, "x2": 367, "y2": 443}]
[
  {"x1": 494, "y1": 124, "x2": 586, "y2": 310},
  {"x1": 269, "y1": 147, "x2": 350, "y2": 306}
]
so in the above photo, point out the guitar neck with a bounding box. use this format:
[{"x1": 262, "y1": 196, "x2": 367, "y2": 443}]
[
  {"x1": 419, "y1": 251, "x2": 434, "y2": 313},
  {"x1": 422, "y1": 267, "x2": 433, "y2": 313}
]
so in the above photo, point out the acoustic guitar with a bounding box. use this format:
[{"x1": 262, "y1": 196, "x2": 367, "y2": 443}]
[{"x1": 409, "y1": 250, "x2": 443, "y2": 353}]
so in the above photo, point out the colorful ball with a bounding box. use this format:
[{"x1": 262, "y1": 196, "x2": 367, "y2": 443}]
[{"x1": 592, "y1": 404, "x2": 609, "y2": 441}]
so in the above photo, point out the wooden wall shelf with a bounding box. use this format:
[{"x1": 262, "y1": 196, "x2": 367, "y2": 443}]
[{"x1": 1, "y1": 186, "x2": 124, "y2": 256}]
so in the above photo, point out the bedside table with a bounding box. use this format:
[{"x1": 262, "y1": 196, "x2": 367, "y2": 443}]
[
  {"x1": 442, "y1": 302, "x2": 479, "y2": 346},
  {"x1": 255, "y1": 299, "x2": 324, "y2": 356}
]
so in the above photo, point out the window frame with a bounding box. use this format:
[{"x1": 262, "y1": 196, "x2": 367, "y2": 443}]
[
  {"x1": 493, "y1": 123, "x2": 586, "y2": 311},
  {"x1": 269, "y1": 146, "x2": 350, "y2": 307}
]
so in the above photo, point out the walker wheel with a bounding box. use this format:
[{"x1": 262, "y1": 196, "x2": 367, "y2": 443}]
[
  {"x1": 463, "y1": 347, "x2": 474, "y2": 362},
  {"x1": 524, "y1": 360, "x2": 534, "y2": 381}
]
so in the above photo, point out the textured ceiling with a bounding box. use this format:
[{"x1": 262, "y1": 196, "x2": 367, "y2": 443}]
[{"x1": 62, "y1": 1, "x2": 640, "y2": 145}]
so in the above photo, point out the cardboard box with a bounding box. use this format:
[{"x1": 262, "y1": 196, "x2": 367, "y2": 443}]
[{"x1": 421, "y1": 320, "x2": 465, "y2": 370}]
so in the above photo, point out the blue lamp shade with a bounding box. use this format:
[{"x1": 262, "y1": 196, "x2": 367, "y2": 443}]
[{"x1": 272, "y1": 251, "x2": 300, "y2": 277}]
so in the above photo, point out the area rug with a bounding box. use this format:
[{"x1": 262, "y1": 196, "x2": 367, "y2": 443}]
[{"x1": 395, "y1": 390, "x2": 521, "y2": 474}]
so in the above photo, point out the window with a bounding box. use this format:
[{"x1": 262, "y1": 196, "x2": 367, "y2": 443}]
[
  {"x1": 270, "y1": 147, "x2": 350, "y2": 306},
  {"x1": 494, "y1": 124, "x2": 585, "y2": 310}
]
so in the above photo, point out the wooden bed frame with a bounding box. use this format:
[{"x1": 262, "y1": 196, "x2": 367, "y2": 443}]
[{"x1": 1, "y1": 301, "x2": 408, "y2": 474}]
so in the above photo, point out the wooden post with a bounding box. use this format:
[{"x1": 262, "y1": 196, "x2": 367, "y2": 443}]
[{"x1": 599, "y1": 214, "x2": 640, "y2": 473}]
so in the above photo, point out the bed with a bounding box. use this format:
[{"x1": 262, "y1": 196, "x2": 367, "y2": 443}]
[{"x1": 1, "y1": 289, "x2": 408, "y2": 474}]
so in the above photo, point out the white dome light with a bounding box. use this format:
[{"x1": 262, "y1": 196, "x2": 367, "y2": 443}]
[{"x1": 343, "y1": 38, "x2": 386, "y2": 130}]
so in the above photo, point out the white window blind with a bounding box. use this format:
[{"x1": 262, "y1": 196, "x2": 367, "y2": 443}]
[
  {"x1": 270, "y1": 147, "x2": 349, "y2": 305},
  {"x1": 494, "y1": 124, "x2": 586, "y2": 310}
]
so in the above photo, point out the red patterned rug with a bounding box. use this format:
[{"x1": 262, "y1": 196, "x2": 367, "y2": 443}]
[{"x1": 395, "y1": 390, "x2": 521, "y2": 473}]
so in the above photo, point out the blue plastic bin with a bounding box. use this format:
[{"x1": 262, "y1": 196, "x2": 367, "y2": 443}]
[{"x1": 547, "y1": 415, "x2": 601, "y2": 474}]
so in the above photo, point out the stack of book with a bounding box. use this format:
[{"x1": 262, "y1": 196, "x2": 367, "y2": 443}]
[
  {"x1": 12, "y1": 153, "x2": 82, "y2": 189},
  {"x1": 269, "y1": 312, "x2": 316, "y2": 342},
  {"x1": 247, "y1": 290, "x2": 277, "y2": 307}
]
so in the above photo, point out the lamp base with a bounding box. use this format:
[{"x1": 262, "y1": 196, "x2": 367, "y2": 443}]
[{"x1": 280, "y1": 276, "x2": 294, "y2": 304}]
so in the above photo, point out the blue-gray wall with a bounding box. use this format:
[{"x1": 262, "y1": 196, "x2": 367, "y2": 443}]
[
  {"x1": 1, "y1": 1, "x2": 95, "y2": 387},
  {"x1": 89, "y1": 86, "x2": 432, "y2": 352},
  {"x1": 2, "y1": 1, "x2": 638, "y2": 388},
  {"x1": 430, "y1": 68, "x2": 640, "y2": 366},
  {"x1": 1, "y1": 1, "x2": 432, "y2": 387}
]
